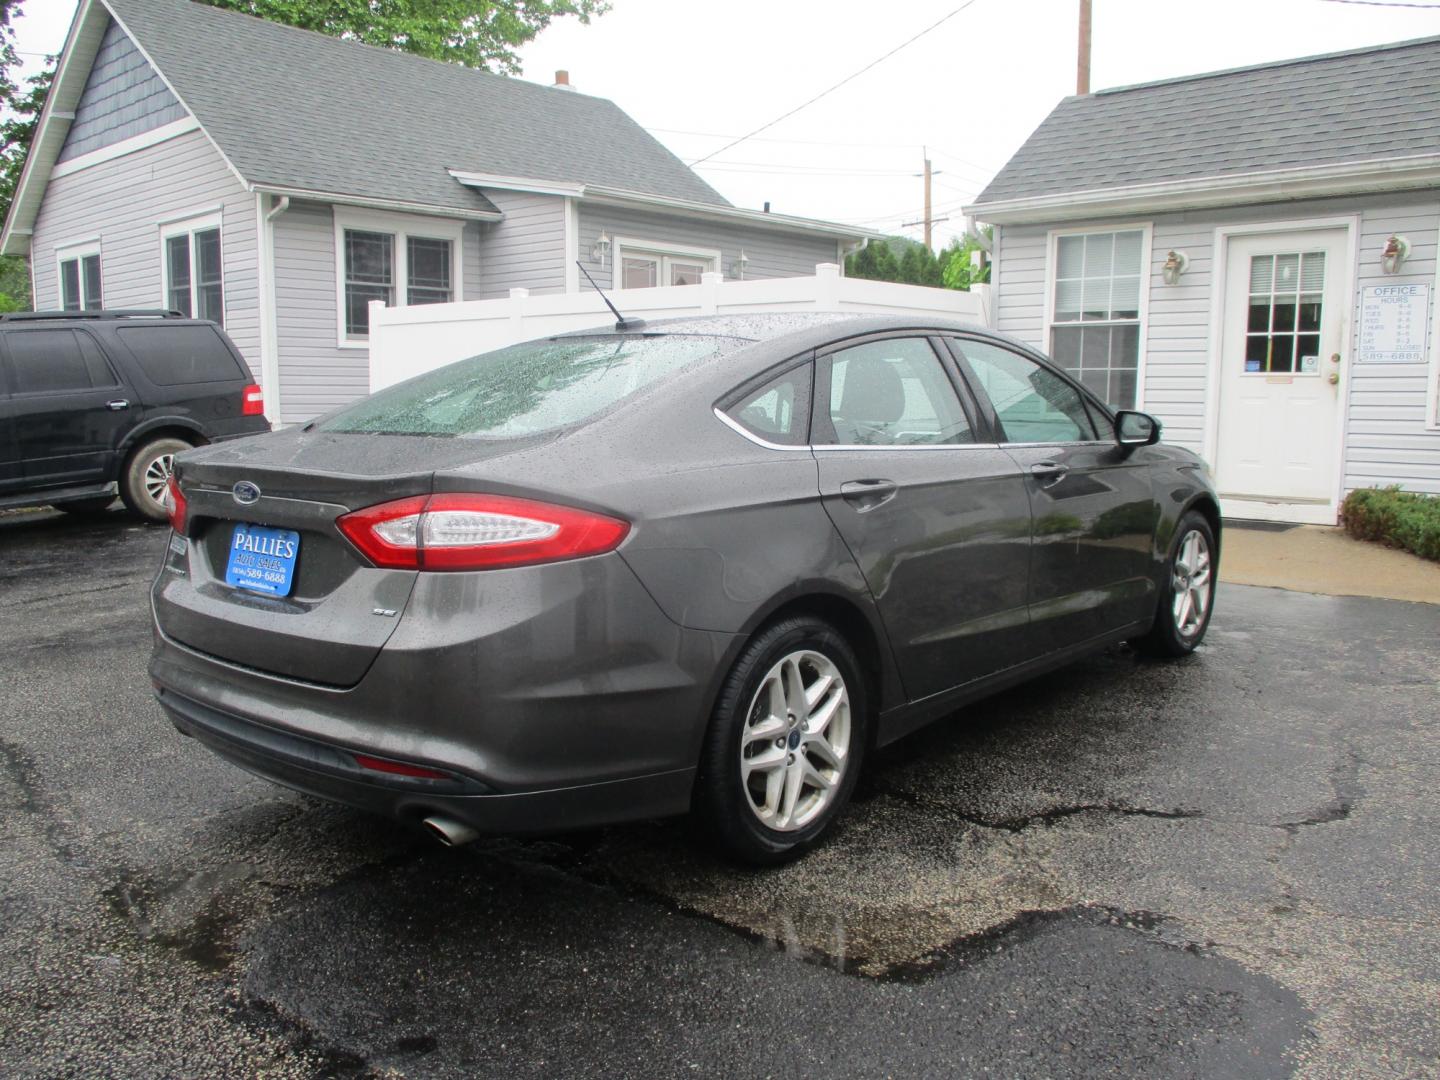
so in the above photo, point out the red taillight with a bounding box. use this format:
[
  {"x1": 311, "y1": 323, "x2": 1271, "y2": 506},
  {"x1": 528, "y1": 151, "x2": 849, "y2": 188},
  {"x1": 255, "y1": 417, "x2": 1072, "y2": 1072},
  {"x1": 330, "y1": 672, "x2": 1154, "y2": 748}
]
[
  {"x1": 352, "y1": 753, "x2": 455, "y2": 780},
  {"x1": 166, "y1": 474, "x2": 188, "y2": 535},
  {"x1": 335, "y1": 493, "x2": 629, "y2": 572},
  {"x1": 241, "y1": 383, "x2": 265, "y2": 416}
]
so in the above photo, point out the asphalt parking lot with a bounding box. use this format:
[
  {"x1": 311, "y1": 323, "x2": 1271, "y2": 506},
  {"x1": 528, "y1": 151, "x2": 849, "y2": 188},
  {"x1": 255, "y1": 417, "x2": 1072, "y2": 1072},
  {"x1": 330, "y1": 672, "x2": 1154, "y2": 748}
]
[{"x1": 2, "y1": 508, "x2": 1437, "y2": 1079}]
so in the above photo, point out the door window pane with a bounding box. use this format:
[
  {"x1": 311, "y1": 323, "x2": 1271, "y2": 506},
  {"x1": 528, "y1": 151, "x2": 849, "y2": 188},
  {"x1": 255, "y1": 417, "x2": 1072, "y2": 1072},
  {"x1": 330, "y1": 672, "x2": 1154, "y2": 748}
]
[
  {"x1": 955, "y1": 339, "x2": 1098, "y2": 443},
  {"x1": 194, "y1": 228, "x2": 224, "y2": 326},
  {"x1": 1244, "y1": 251, "x2": 1324, "y2": 374},
  {"x1": 825, "y1": 339, "x2": 971, "y2": 446},
  {"x1": 406, "y1": 237, "x2": 452, "y2": 305},
  {"x1": 344, "y1": 229, "x2": 394, "y2": 338},
  {"x1": 6, "y1": 330, "x2": 99, "y2": 393},
  {"x1": 166, "y1": 235, "x2": 192, "y2": 317}
]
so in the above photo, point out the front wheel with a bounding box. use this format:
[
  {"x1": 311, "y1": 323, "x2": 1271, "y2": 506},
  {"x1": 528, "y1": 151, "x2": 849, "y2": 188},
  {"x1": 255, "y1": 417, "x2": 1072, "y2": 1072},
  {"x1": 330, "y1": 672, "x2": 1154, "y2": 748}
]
[
  {"x1": 119, "y1": 436, "x2": 192, "y2": 523},
  {"x1": 1138, "y1": 511, "x2": 1217, "y2": 657},
  {"x1": 695, "y1": 616, "x2": 869, "y2": 864}
]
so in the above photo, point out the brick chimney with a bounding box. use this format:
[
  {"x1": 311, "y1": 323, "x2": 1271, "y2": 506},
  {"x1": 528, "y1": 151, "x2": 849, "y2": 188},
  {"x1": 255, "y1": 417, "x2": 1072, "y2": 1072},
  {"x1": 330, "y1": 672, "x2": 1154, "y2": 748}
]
[{"x1": 554, "y1": 70, "x2": 573, "y2": 90}]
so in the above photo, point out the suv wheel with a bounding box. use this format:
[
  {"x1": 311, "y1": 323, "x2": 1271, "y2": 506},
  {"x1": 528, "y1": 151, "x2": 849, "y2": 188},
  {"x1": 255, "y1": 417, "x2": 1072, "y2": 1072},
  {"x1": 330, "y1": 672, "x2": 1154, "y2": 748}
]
[
  {"x1": 120, "y1": 437, "x2": 192, "y2": 523},
  {"x1": 695, "y1": 616, "x2": 869, "y2": 864}
]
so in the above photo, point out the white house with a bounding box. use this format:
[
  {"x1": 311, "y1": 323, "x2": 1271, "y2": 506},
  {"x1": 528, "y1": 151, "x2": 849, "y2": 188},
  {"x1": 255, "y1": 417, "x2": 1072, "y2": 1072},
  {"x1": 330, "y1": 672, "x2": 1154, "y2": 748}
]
[{"x1": 966, "y1": 36, "x2": 1440, "y2": 524}]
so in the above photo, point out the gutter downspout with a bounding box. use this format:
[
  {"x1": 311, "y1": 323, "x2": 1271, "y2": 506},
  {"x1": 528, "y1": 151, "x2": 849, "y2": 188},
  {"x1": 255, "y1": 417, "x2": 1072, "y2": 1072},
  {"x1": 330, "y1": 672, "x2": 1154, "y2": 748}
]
[{"x1": 256, "y1": 194, "x2": 289, "y2": 426}]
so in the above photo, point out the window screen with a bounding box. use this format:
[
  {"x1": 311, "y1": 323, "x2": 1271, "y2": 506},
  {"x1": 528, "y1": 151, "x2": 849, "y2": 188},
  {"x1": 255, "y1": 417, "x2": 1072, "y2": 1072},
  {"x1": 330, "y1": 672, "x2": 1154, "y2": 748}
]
[
  {"x1": 118, "y1": 325, "x2": 241, "y2": 385},
  {"x1": 822, "y1": 338, "x2": 971, "y2": 446},
  {"x1": 5, "y1": 329, "x2": 111, "y2": 394},
  {"x1": 725, "y1": 365, "x2": 811, "y2": 445},
  {"x1": 955, "y1": 339, "x2": 1097, "y2": 444},
  {"x1": 406, "y1": 237, "x2": 452, "y2": 306}
]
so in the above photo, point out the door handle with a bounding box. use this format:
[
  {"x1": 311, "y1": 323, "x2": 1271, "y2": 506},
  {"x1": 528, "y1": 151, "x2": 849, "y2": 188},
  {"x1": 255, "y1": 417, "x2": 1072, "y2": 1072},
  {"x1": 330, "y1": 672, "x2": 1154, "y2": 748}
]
[
  {"x1": 840, "y1": 479, "x2": 897, "y2": 512},
  {"x1": 105, "y1": 399, "x2": 130, "y2": 411},
  {"x1": 1030, "y1": 461, "x2": 1069, "y2": 487}
]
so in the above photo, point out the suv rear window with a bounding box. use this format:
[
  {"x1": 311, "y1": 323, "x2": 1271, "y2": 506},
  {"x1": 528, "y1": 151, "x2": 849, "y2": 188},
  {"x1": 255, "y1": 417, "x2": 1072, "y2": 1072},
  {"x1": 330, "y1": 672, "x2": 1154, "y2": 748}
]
[
  {"x1": 319, "y1": 336, "x2": 735, "y2": 439},
  {"x1": 117, "y1": 324, "x2": 243, "y2": 385}
]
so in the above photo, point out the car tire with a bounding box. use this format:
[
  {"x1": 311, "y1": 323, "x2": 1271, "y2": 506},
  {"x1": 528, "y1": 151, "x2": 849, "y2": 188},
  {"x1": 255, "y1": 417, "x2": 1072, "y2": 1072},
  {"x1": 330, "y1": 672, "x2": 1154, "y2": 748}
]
[
  {"x1": 1137, "y1": 510, "x2": 1218, "y2": 658},
  {"x1": 120, "y1": 436, "x2": 192, "y2": 524},
  {"x1": 695, "y1": 616, "x2": 869, "y2": 865},
  {"x1": 55, "y1": 496, "x2": 117, "y2": 516}
]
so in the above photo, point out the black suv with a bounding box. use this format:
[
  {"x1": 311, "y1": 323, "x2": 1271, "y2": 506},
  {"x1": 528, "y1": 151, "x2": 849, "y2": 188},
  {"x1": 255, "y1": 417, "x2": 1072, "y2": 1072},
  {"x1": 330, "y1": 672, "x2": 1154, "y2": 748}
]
[{"x1": 0, "y1": 310, "x2": 270, "y2": 522}]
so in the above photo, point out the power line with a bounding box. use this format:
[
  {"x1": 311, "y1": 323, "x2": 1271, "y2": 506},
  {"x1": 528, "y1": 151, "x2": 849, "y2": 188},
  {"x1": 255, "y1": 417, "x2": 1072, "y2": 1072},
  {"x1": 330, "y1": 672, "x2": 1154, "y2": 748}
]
[{"x1": 687, "y1": 0, "x2": 985, "y2": 167}]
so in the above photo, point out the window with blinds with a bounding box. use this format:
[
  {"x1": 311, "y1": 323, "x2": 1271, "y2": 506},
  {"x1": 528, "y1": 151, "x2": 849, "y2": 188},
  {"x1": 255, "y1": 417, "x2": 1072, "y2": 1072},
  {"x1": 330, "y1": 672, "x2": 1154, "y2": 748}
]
[
  {"x1": 1050, "y1": 230, "x2": 1144, "y2": 409},
  {"x1": 1245, "y1": 252, "x2": 1325, "y2": 374}
]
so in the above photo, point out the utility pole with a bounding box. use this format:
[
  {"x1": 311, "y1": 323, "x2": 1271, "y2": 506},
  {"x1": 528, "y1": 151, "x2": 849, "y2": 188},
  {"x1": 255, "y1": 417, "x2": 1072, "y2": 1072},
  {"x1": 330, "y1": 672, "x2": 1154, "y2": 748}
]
[
  {"x1": 1077, "y1": 0, "x2": 1092, "y2": 95},
  {"x1": 902, "y1": 148, "x2": 948, "y2": 252}
]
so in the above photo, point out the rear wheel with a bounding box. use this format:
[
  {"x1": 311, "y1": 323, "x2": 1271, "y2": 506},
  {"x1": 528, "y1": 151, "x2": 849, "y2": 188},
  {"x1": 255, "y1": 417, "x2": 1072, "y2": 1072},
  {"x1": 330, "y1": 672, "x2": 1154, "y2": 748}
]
[
  {"x1": 120, "y1": 436, "x2": 191, "y2": 523},
  {"x1": 695, "y1": 616, "x2": 868, "y2": 864},
  {"x1": 1138, "y1": 511, "x2": 1217, "y2": 657}
]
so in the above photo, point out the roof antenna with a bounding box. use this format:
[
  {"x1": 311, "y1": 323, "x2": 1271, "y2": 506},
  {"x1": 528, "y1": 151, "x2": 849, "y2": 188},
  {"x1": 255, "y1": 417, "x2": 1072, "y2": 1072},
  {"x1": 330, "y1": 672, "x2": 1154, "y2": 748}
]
[{"x1": 576, "y1": 261, "x2": 646, "y2": 331}]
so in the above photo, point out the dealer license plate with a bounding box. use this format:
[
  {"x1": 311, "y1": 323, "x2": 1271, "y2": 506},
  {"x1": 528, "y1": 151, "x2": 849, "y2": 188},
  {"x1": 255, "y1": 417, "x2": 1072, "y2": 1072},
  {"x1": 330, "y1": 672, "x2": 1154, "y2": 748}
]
[{"x1": 225, "y1": 523, "x2": 300, "y2": 597}]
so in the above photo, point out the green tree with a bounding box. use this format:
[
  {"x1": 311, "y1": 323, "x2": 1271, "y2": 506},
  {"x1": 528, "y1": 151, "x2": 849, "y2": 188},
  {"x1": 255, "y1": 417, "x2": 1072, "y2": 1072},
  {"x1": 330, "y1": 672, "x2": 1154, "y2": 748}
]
[
  {"x1": 199, "y1": 0, "x2": 608, "y2": 73},
  {"x1": 939, "y1": 228, "x2": 993, "y2": 291},
  {"x1": 0, "y1": 0, "x2": 49, "y2": 310}
]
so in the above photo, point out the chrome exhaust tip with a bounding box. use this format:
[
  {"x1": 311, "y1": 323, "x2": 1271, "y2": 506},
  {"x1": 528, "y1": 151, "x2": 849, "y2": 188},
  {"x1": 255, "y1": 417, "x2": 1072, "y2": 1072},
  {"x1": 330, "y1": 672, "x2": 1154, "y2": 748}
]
[{"x1": 421, "y1": 815, "x2": 479, "y2": 848}]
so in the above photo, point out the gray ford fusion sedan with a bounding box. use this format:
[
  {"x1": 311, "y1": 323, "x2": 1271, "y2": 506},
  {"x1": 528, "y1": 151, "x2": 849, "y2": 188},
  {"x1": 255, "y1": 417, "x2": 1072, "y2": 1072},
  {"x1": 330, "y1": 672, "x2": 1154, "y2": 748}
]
[{"x1": 149, "y1": 313, "x2": 1220, "y2": 862}]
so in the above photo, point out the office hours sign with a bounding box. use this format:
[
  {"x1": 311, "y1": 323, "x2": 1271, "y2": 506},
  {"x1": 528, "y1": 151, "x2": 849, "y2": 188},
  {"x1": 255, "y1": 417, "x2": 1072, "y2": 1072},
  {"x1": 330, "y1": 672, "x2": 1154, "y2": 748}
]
[{"x1": 1358, "y1": 283, "x2": 1430, "y2": 364}]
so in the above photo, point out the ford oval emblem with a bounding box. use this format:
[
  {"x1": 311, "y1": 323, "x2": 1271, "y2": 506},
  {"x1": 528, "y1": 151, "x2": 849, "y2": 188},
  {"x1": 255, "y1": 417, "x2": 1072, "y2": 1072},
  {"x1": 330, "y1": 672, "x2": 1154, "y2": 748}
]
[{"x1": 232, "y1": 481, "x2": 261, "y2": 505}]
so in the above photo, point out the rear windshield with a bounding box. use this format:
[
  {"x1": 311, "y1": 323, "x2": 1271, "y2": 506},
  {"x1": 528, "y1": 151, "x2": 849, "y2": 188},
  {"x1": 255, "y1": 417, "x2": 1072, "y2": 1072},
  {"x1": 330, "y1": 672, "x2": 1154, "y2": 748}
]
[
  {"x1": 318, "y1": 336, "x2": 733, "y2": 439},
  {"x1": 117, "y1": 325, "x2": 243, "y2": 385}
]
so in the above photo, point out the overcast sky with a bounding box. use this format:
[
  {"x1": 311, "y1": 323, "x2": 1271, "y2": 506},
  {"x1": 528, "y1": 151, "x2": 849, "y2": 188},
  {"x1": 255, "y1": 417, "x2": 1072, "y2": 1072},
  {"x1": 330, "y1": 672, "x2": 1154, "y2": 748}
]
[{"x1": 14, "y1": 0, "x2": 1440, "y2": 248}]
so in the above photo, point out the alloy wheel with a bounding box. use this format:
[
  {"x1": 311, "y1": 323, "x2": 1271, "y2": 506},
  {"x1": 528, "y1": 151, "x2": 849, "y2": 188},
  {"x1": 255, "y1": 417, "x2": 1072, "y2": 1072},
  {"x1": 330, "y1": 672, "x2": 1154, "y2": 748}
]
[
  {"x1": 739, "y1": 649, "x2": 851, "y2": 832},
  {"x1": 1171, "y1": 529, "x2": 1213, "y2": 639},
  {"x1": 144, "y1": 453, "x2": 177, "y2": 509}
]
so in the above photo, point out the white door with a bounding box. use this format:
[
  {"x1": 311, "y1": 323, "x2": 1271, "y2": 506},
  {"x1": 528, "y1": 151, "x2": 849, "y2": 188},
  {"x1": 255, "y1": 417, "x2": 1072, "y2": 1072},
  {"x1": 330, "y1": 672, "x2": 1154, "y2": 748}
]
[{"x1": 1215, "y1": 229, "x2": 1349, "y2": 524}]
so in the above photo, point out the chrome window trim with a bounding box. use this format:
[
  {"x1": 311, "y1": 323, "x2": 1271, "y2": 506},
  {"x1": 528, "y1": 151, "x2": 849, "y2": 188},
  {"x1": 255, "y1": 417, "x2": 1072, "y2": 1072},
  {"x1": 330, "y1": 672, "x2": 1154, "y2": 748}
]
[
  {"x1": 712, "y1": 407, "x2": 810, "y2": 451},
  {"x1": 713, "y1": 407, "x2": 1006, "y2": 453}
]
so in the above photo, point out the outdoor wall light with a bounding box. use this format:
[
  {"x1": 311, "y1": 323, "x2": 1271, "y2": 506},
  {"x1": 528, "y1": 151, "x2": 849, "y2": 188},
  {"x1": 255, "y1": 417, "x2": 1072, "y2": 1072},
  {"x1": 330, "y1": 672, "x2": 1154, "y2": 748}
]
[
  {"x1": 731, "y1": 249, "x2": 748, "y2": 280},
  {"x1": 1162, "y1": 249, "x2": 1189, "y2": 285},
  {"x1": 591, "y1": 231, "x2": 611, "y2": 266},
  {"x1": 1380, "y1": 235, "x2": 1409, "y2": 275}
]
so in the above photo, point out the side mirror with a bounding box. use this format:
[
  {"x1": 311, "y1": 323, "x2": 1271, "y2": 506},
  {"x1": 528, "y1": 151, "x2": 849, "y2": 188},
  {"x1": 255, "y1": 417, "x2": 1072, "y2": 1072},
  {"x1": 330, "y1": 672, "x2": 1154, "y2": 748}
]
[{"x1": 1115, "y1": 410, "x2": 1161, "y2": 447}]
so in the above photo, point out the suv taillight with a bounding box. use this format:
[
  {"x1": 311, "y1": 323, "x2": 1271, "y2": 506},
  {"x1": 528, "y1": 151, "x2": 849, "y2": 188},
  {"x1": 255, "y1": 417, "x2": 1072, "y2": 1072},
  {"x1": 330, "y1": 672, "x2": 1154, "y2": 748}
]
[
  {"x1": 336, "y1": 493, "x2": 629, "y2": 571},
  {"x1": 241, "y1": 384, "x2": 265, "y2": 416},
  {"x1": 166, "y1": 474, "x2": 189, "y2": 536}
]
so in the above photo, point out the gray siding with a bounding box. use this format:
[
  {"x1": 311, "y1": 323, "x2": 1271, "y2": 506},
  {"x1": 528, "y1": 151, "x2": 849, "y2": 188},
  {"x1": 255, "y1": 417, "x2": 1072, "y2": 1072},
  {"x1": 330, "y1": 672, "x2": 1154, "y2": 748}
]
[
  {"x1": 31, "y1": 127, "x2": 260, "y2": 374},
  {"x1": 477, "y1": 190, "x2": 567, "y2": 299},
  {"x1": 990, "y1": 192, "x2": 1440, "y2": 496},
  {"x1": 57, "y1": 18, "x2": 186, "y2": 162},
  {"x1": 271, "y1": 202, "x2": 482, "y2": 424},
  {"x1": 577, "y1": 203, "x2": 840, "y2": 290}
]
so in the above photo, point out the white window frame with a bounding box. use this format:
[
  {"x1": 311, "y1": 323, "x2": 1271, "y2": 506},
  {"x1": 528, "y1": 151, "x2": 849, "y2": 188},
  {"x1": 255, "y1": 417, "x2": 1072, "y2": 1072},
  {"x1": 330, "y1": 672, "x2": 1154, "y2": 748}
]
[
  {"x1": 55, "y1": 239, "x2": 102, "y2": 311},
  {"x1": 333, "y1": 207, "x2": 465, "y2": 348},
  {"x1": 158, "y1": 211, "x2": 225, "y2": 324},
  {"x1": 613, "y1": 237, "x2": 722, "y2": 290},
  {"x1": 1042, "y1": 222, "x2": 1153, "y2": 412}
]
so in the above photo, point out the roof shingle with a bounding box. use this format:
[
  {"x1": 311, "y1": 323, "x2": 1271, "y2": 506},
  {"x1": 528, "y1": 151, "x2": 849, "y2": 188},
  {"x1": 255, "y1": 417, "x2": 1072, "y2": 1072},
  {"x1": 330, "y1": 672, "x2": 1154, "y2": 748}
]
[
  {"x1": 105, "y1": 0, "x2": 731, "y2": 213},
  {"x1": 974, "y1": 35, "x2": 1440, "y2": 205}
]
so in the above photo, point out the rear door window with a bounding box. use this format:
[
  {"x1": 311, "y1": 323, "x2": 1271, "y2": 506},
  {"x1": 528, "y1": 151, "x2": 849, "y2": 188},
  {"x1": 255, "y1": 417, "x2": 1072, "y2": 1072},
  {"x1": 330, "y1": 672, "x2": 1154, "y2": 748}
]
[
  {"x1": 117, "y1": 324, "x2": 244, "y2": 385},
  {"x1": 818, "y1": 338, "x2": 973, "y2": 446},
  {"x1": 722, "y1": 364, "x2": 811, "y2": 445},
  {"x1": 3, "y1": 329, "x2": 116, "y2": 394}
]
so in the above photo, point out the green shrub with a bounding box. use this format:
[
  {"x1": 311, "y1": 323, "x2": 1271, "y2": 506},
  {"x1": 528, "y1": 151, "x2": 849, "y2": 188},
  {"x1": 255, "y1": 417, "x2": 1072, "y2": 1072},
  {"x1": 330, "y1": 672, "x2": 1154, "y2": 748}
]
[{"x1": 1341, "y1": 486, "x2": 1440, "y2": 562}]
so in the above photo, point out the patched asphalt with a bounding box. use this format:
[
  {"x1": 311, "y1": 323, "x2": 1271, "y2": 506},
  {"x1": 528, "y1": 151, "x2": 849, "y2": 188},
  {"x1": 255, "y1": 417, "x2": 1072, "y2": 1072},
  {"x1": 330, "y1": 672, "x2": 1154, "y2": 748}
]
[{"x1": 2, "y1": 507, "x2": 1437, "y2": 1078}]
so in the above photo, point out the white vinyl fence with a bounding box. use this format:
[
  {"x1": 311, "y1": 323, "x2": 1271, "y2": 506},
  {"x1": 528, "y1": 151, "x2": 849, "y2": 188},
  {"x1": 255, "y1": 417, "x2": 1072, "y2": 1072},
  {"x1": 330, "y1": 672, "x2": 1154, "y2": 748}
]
[{"x1": 368, "y1": 263, "x2": 992, "y2": 391}]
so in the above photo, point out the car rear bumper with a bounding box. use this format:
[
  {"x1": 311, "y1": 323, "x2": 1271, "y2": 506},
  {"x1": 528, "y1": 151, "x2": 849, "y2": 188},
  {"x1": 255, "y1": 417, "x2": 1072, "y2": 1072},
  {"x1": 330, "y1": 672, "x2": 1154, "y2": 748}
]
[{"x1": 155, "y1": 684, "x2": 695, "y2": 834}]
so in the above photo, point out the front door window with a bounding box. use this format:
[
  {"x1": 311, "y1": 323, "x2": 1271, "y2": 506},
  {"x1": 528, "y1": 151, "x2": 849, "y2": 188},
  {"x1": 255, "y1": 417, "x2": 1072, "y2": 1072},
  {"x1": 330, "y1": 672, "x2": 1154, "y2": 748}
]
[{"x1": 1245, "y1": 252, "x2": 1325, "y2": 374}]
